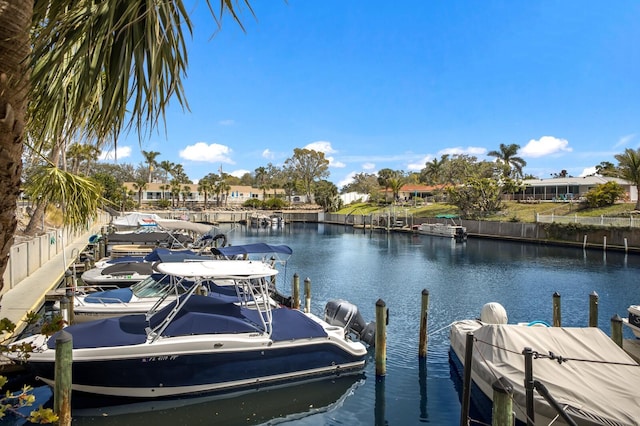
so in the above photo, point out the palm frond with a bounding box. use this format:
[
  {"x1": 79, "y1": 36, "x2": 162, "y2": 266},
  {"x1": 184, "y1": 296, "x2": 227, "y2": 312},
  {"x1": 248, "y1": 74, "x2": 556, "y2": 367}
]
[{"x1": 24, "y1": 166, "x2": 102, "y2": 231}]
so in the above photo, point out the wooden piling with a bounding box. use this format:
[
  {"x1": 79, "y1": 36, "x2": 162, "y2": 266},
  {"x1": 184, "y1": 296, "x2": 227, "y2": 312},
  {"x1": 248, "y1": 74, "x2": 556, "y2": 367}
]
[
  {"x1": 65, "y1": 289, "x2": 75, "y2": 325},
  {"x1": 492, "y1": 377, "x2": 514, "y2": 426},
  {"x1": 292, "y1": 273, "x2": 300, "y2": 310},
  {"x1": 552, "y1": 292, "x2": 561, "y2": 327},
  {"x1": 304, "y1": 278, "x2": 311, "y2": 313},
  {"x1": 418, "y1": 289, "x2": 429, "y2": 358},
  {"x1": 60, "y1": 296, "x2": 70, "y2": 324},
  {"x1": 54, "y1": 330, "x2": 72, "y2": 425},
  {"x1": 611, "y1": 314, "x2": 623, "y2": 348},
  {"x1": 589, "y1": 291, "x2": 599, "y2": 327},
  {"x1": 523, "y1": 347, "x2": 535, "y2": 425},
  {"x1": 460, "y1": 332, "x2": 474, "y2": 426},
  {"x1": 375, "y1": 299, "x2": 387, "y2": 377}
]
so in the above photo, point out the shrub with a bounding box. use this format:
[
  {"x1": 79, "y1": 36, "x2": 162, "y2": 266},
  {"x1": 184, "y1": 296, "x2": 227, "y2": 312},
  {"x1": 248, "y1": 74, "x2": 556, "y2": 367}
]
[{"x1": 584, "y1": 182, "x2": 625, "y2": 208}]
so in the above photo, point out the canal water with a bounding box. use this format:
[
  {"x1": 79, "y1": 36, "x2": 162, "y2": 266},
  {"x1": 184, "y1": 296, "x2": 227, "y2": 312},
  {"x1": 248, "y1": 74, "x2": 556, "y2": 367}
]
[{"x1": 45, "y1": 223, "x2": 640, "y2": 425}]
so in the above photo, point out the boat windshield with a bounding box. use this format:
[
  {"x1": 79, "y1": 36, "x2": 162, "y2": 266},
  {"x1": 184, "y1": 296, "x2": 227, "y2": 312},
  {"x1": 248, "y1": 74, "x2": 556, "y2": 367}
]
[{"x1": 131, "y1": 274, "x2": 190, "y2": 298}]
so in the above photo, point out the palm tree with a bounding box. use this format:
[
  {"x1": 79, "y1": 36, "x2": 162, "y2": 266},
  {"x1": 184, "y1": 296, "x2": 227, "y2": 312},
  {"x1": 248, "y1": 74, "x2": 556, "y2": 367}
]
[
  {"x1": 487, "y1": 143, "x2": 527, "y2": 179},
  {"x1": 142, "y1": 150, "x2": 161, "y2": 183},
  {"x1": 614, "y1": 148, "x2": 640, "y2": 210},
  {"x1": 159, "y1": 160, "x2": 176, "y2": 183},
  {"x1": 255, "y1": 166, "x2": 268, "y2": 199},
  {"x1": 423, "y1": 155, "x2": 449, "y2": 185},
  {"x1": 0, "y1": 1, "x2": 252, "y2": 291},
  {"x1": 132, "y1": 179, "x2": 147, "y2": 207}
]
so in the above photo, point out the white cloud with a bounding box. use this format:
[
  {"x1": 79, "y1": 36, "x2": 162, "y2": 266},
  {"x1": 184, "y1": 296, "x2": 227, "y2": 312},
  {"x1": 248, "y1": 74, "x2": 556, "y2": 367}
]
[
  {"x1": 218, "y1": 119, "x2": 235, "y2": 126},
  {"x1": 520, "y1": 136, "x2": 572, "y2": 158},
  {"x1": 439, "y1": 146, "x2": 487, "y2": 156},
  {"x1": 614, "y1": 134, "x2": 636, "y2": 149},
  {"x1": 179, "y1": 142, "x2": 235, "y2": 163},
  {"x1": 230, "y1": 169, "x2": 250, "y2": 178},
  {"x1": 362, "y1": 162, "x2": 375, "y2": 170},
  {"x1": 99, "y1": 146, "x2": 132, "y2": 161},
  {"x1": 304, "y1": 141, "x2": 336, "y2": 154},
  {"x1": 328, "y1": 157, "x2": 346, "y2": 168},
  {"x1": 408, "y1": 155, "x2": 432, "y2": 171},
  {"x1": 579, "y1": 166, "x2": 597, "y2": 177},
  {"x1": 262, "y1": 149, "x2": 274, "y2": 159},
  {"x1": 338, "y1": 171, "x2": 357, "y2": 189}
]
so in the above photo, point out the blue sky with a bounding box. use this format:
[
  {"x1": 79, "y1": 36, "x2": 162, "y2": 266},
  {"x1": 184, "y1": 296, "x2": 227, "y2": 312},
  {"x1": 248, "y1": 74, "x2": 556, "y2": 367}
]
[{"x1": 100, "y1": 1, "x2": 640, "y2": 189}]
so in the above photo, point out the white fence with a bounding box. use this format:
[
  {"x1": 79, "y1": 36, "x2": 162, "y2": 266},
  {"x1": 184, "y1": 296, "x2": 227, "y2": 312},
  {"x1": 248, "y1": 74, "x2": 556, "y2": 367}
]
[{"x1": 536, "y1": 214, "x2": 640, "y2": 228}]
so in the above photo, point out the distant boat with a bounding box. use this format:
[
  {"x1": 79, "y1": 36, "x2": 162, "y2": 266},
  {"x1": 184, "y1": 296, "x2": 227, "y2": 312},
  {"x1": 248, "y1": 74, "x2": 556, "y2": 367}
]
[
  {"x1": 10, "y1": 260, "x2": 374, "y2": 399},
  {"x1": 450, "y1": 302, "x2": 640, "y2": 425},
  {"x1": 415, "y1": 222, "x2": 467, "y2": 242}
]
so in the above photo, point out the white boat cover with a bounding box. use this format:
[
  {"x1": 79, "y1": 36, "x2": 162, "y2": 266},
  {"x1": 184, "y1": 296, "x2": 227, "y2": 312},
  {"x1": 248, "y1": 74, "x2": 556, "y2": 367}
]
[
  {"x1": 156, "y1": 260, "x2": 278, "y2": 279},
  {"x1": 451, "y1": 320, "x2": 640, "y2": 425},
  {"x1": 154, "y1": 219, "x2": 215, "y2": 235},
  {"x1": 112, "y1": 212, "x2": 161, "y2": 227}
]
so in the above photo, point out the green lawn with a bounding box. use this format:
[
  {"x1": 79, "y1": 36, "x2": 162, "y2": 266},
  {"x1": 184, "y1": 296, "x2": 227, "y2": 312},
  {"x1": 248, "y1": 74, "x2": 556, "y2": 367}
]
[{"x1": 336, "y1": 201, "x2": 637, "y2": 223}]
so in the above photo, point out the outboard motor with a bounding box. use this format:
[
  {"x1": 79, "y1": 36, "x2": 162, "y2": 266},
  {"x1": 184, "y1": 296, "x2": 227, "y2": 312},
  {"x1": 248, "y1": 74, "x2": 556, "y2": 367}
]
[{"x1": 324, "y1": 299, "x2": 376, "y2": 347}]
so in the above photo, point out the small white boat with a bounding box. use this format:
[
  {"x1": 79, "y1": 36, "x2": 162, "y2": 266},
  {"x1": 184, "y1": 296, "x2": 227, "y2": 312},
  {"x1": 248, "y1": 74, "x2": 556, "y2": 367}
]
[
  {"x1": 416, "y1": 222, "x2": 467, "y2": 241},
  {"x1": 622, "y1": 305, "x2": 640, "y2": 338},
  {"x1": 450, "y1": 303, "x2": 640, "y2": 425}
]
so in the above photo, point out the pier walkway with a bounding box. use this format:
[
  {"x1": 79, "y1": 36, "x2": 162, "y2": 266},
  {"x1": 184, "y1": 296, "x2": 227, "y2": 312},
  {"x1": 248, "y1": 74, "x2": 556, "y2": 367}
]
[{"x1": 0, "y1": 226, "x2": 101, "y2": 339}]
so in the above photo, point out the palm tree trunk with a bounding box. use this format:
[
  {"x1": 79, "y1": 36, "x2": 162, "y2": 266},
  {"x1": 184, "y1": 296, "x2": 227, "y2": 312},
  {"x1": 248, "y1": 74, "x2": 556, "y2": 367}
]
[
  {"x1": 636, "y1": 185, "x2": 640, "y2": 211},
  {"x1": 0, "y1": 1, "x2": 32, "y2": 292}
]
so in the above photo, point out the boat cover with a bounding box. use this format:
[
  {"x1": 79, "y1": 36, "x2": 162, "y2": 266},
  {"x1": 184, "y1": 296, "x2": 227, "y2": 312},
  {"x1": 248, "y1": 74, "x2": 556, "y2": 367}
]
[
  {"x1": 85, "y1": 288, "x2": 134, "y2": 304},
  {"x1": 102, "y1": 262, "x2": 154, "y2": 276},
  {"x1": 111, "y1": 212, "x2": 161, "y2": 227},
  {"x1": 450, "y1": 320, "x2": 640, "y2": 425},
  {"x1": 49, "y1": 295, "x2": 327, "y2": 349},
  {"x1": 211, "y1": 243, "x2": 293, "y2": 257},
  {"x1": 154, "y1": 219, "x2": 215, "y2": 235},
  {"x1": 107, "y1": 231, "x2": 192, "y2": 245}
]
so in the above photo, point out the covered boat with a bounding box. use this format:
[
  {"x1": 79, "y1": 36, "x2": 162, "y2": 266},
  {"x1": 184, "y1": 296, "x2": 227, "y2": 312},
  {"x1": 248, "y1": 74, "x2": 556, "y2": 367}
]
[
  {"x1": 450, "y1": 303, "x2": 640, "y2": 425},
  {"x1": 10, "y1": 260, "x2": 371, "y2": 399}
]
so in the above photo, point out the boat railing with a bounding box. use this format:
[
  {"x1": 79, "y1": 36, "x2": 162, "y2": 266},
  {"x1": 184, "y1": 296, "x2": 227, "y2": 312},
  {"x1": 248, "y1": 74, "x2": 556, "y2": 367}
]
[
  {"x1": 235, "y1": 277, "x2": 273, "y2": 336},
  {"x1": 146, "y1": 282, "x2": 201, "y2": 343}
]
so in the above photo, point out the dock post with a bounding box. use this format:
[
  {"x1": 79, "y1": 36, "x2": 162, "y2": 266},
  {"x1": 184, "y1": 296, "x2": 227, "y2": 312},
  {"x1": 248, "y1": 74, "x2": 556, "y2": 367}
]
[
  {"x1": 304, "y1": 278, "x2": 311, "y2": 313},
  {"x1": 375, "y1": 299, "x2": 387, "y2": 377},
  {"x1": 523, "y1": 347, "x2": 535, "y2": 425},
  {"x1": 418, "y1": 289, "x2": 429, "y2": 358},
  {"x1": 460, "y1": 332, "x2": 474, "y2": 426},
  {"x1": 60, "y1": 296, "x2": 70, "y2": 325},
  {"x1": 491, "y1": 377, "x2": 513, "y2": 426},
  {"x1": 66, "y1": 289, "x2": 75, "y2": 325},
  {"x1": 611, "y1": 314, "x2": 623, "y2": 348},
  {"x1": 589, "y1": 291, "x2": 598, "y2": 327},
  {"x1": 54, "y1": 330, "x2": 72, "y2": 426},
  {"x1": 552, "y1": 292, "x2": 561, "y2": 327},
  {"x1": 292, "y1": 273, "x2": 300, "y2": 310}
]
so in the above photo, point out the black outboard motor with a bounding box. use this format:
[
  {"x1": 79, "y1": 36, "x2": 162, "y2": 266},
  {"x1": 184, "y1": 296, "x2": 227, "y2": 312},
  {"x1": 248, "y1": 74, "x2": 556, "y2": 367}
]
[{"x1": 324, "y1": 299, "x2": 376, "y2": 347}]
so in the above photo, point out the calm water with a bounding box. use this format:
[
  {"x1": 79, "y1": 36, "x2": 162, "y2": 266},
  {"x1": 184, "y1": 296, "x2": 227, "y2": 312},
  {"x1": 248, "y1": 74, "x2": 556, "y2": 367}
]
[{"x1": 68, "y1": 223, "x2": 640, "y2": 425}]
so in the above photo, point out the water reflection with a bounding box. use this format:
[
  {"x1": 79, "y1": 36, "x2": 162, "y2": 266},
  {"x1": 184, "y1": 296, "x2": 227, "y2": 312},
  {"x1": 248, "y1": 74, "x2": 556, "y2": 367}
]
[{"x1": 72, "y1": 374, "x2": 365, "y2": 425}]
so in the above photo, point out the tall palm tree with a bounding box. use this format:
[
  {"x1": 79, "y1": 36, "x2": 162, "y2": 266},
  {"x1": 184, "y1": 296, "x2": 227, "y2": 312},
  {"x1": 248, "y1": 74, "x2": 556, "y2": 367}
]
[
  {"x1": 614, "y1": 148, "x2": 640, "y2": 210},
  {"x1": 487, "y1": 143, "x2": 527, "y2": 179},
  {"x1": 423, "y1": 155, "x2": 449, "y2": 185},
  {"x1": 132, "y1": 179, "x2": 147, "y2": 207},
  {"x1": 159, "y1": 160, "x2": 176, "y2": 183},
  {"x1": 0, "y1": 1, "x2": 253, "y2": 291},
  {"x1": 142, "y1": 150, "x2": 161, "y2": 183},
  {"x1": 255, "y1": 166, "x2": 268, "y2": 199}
]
